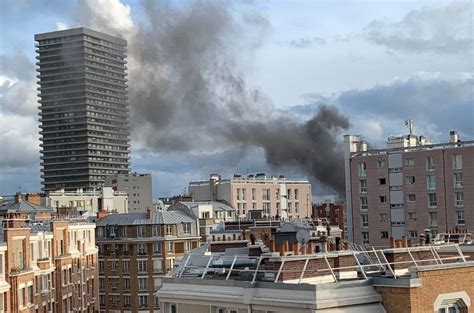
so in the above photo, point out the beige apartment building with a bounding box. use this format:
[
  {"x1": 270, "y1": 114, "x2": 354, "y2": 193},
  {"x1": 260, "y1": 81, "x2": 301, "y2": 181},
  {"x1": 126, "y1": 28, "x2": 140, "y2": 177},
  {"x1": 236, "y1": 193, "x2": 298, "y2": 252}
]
[
  {"x1": 96, "y1": 208, "x2": 200, "y2": 312},
  {"x1": 189, "y1": 173, "x2": 312, "y2": 220},
  {"x1": 0, "y1": 207, "x2": 98, "y2": 313},
  {"x1": 344, "y1": 130, "x2": 473, "y2": 247}
]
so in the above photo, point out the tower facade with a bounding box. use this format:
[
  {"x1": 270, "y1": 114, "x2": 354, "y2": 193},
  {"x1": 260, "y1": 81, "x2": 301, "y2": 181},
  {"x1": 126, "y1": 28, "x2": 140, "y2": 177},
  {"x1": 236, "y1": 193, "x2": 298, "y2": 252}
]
[{"x1": 35, "y1": 27, "x2": 130, "y2": 191}]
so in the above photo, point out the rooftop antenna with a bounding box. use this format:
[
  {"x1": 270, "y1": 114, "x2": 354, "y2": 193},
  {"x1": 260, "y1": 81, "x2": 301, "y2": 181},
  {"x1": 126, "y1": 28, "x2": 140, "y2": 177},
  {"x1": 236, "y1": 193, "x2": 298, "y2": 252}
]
[{"x1": 405, "y1": 119, "x2": 414, "y2": 135}]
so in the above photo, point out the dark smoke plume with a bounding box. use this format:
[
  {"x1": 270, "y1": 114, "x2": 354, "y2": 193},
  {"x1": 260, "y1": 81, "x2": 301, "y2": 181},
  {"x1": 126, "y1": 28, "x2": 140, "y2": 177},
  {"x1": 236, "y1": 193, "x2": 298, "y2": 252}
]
[{"x1": 76, "y1": 0, "x2": 350, "y2": 195}]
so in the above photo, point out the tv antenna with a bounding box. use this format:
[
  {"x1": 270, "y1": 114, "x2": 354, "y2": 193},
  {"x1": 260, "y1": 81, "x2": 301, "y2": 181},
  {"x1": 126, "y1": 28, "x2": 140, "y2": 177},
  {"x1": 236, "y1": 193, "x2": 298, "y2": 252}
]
[{"x1": 405, "y1": 119, "x2": 414, "y2": 135}]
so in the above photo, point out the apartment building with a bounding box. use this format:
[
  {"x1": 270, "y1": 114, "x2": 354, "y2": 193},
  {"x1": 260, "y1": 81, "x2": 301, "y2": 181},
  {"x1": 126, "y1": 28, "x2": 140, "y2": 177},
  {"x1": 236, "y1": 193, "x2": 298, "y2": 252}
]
[
  {"x1": 104, "y1": 173, "x2": 153, "y2": 212},
  {"x1": 0, "y1": 211, "x2": 98, "y2": 313},
  {"x1": 189, "y1": 173, "x2": 312, "y2": 220},
  {"x1": 168, "y1": 201, "x2": 236, "y2": 241},
  {"x1": 44, "y1": 187, "x2": 128, "y2": 213},
  {"x1": 96, "y1": 208, "x2": 200, "y2": 312},
  {"x1": 344, "y1": 130, "x2": 473, "y2": 247},
  {"x1": 159, "y1": 234, "x2": 474, "y2": 313},
  {"x1": 36, "y1": 27, "x2": 130, "y2": 191}
]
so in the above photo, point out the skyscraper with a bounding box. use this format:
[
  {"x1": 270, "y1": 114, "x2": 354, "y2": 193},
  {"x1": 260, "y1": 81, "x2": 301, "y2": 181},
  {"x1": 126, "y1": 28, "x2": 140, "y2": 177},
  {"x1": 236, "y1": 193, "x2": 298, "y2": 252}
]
[{"x1": 35, "y1": 27, "x2": 130, "y2": 191}]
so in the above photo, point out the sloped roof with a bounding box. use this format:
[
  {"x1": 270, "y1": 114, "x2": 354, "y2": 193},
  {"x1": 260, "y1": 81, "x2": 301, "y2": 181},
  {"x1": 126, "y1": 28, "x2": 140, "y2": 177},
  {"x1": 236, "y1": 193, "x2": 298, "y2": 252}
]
[
  {"x1": 0, "y1": 200, "x2": 54, "y2": 214},
  {"x1": 96, "y1": 209, "x2": 196, "y2": 226}
]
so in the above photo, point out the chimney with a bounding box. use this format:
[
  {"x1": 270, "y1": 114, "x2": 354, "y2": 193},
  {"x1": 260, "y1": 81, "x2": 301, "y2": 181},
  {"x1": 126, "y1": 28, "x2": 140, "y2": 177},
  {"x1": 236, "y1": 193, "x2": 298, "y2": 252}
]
[
  {"x1": 97, "y1": 211, "x2": 108, "y2": 219},
  {"x1": 146, "y1": 208, "x2": 152, "y2": 219},
  {"x1": 25, "y1": 193, "x2": 41, "y2": 205},
  {"x1": 15, "y1": 193, "x2": 22, "y2": 203},
  {"x1": 450, "y1": 131, "x2": 459, "y2": 143}
]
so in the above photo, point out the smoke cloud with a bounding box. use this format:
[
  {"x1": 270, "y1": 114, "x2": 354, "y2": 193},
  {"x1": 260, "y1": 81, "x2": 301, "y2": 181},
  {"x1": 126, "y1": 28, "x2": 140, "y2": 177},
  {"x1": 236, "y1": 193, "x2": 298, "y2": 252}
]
[{"x1": 76, "y1": 0, "x2": 350, "y2": 195}]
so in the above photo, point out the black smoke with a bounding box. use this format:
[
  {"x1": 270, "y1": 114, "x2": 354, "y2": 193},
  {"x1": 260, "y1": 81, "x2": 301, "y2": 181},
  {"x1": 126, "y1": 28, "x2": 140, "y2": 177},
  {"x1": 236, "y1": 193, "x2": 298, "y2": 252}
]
[{"x1": 76, "y1": 1, "x2": 350, "y2": 195}]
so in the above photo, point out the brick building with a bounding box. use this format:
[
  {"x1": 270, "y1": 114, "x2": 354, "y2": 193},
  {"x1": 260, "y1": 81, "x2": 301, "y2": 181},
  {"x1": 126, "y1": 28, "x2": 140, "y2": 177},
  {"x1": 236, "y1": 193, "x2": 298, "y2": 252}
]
[
  {"x1": 0, "y1": 211, "x2": 98, "y2": 313},
  {"x1": 344, "y1": 130, "x2": 473, "y2": 247},
  {"x1": 96, "y1": 208, "x2": 200, "y2": 312},
  {"x1": 312, "y1": 202, "x2": 344, "y2": 234},
  {"x1": 158, "y1": 233, "x2": 474, "y2": 313}
]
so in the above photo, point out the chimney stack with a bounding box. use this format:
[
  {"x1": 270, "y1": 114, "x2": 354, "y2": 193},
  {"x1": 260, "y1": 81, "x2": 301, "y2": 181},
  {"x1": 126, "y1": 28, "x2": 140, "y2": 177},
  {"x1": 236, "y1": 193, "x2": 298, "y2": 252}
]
[
  {"x1": 450, "y1": 131, "x2": 459, "y2": 143},
  {"x1": 15, "y1": 193, "x2": 22, "y2": 203}
]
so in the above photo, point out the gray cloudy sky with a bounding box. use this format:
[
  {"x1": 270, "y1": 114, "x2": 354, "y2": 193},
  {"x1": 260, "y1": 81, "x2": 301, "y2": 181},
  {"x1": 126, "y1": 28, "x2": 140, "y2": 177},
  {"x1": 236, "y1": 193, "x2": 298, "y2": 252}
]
[{"x1": 0, "y1": 0, "x2": 472, "y2": 198}]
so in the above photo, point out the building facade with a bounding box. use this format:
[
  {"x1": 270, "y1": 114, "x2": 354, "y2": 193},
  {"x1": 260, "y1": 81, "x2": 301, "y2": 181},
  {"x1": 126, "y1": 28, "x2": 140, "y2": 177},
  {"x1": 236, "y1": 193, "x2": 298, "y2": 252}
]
[
  {"x1": 104, "y1": 173, "x2": 153, "y2": 212},
  {"x1": 35, "y1": 27, "x2": 130, "y2": 191},
  {"x1": 344, "y1": 131, "x2": 474, "y2": 247},
  {"x1": 96, "y1": 209, "x2": 200, "y2": 312},
  {"x1": 44, "y1": 187, "x2": 128, "y2": 213},
  {"x1": 0, "y1": 212, "x2": 98, "y2": 313},
  {"x1": 189, "y1": 174, "x2": 312, "y2": 220}
]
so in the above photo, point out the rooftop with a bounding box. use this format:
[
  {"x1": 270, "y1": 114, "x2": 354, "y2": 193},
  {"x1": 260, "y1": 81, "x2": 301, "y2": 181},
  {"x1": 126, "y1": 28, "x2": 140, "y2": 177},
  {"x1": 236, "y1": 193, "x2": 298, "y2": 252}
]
[{"x1": 96, "y1": 209, "x2": 196, "y2": 226}]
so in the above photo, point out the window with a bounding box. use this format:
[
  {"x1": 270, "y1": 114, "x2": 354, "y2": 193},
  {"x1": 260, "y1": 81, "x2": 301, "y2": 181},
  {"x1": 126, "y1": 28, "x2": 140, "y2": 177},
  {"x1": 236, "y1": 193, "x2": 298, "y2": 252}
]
[
  {"x1": 138, "y1": 244, "x2": 146, "y2": 255},
  {"x1": 410, "y1": 231, "x2": 418, "y2": 238},
  {"x1": 123, "y1": 278, "x2": 130, "y2": 289},
  {"x1": 166, "y1": 225, "x2": 173, "y2": 236},
  {"x1": 429, "y1": 212, "x2": 438, "y2": 227},
  {"x1": 99, "y1": 295, "x2": 105, "y2": 306},
  {"x1": 361, "y1": 214, "x2": 369, "y2": 228},
  {"x1": 139, "y1": 295, "x2": 148, "y2": 307},
  {"x1": 287, "y1": 189, "x2": 292, "y2": 199},
  {"x1": 378, "y1": 178, "x2": 386, "y2": 185},
  {"x1": 99, "y1": 260, "x2": 104, "y2": 271},
  {"x1": 251, "y1": 188, "x2": 256, "y2": 201},
  {"x1": 137, "y1": 226, "x2": 146, "y2": 237},
  {"x1": 455, "y1": 192, "x2": 464, "y2": 207},
  {"x1": 456, "y1": 211, "x2": 465, "y2": 226},
  {"x1": 405, "y1": 158, "x2": 414, "y2": 167},
  {"x1": 380, "y1": 231, "x2": 389, "y2": 239},
  {"x1": 99, "y1": 278, "x2": 104, "y2": 289},
  {"x1": 295, "y1": 202, "x2": 299, "y2": 213},
  {"x1": 358, "y1": 162, "x2": 367, "y2": 177},
  {"x1": 167, "y1": 241, "x2": 174, "y2": 253},
  {"x1": 362, "y1": 232, "x2": 369, "y2": 245},
  {"x1": 359, "y1": 180, "x2": 367, "y2": 193},
  {"x1": 242, "y1": 188, "x2": 246, "y2": 200},
  {"x1": 138, "y1": 260, "x2": 147, "y2": 272},
  {"x1": 152, "y1": 225, "x2": 161, "y2": 236},
  {"x1": 427, "y1": 175, "x2": 436, "y2": 189},
  {"x1": 378, "y1": 196, "x2": 387, "y2": 203},
  {"x1": 406, "y1": 176, "x2": 415, "y2": 184},
  {"x1": 428, "y1": 193, "x2": 437, "y2": 207},
  {"x1": 153, "y1": 242, "x2": 162, "y2": 254},
  {"x1": 262, "y1": 189, "x2": 271, "y2": 201},
  {"x1": 182, "y1": 223, "x2": 191, "y2": 234},
  {"x1": 379, "y1": 213, "x2": 388, "y2": 222},
  {"x1": 123, "y1": 260, "x2": 129, "y2": 272},
  {"x1": 110, "y1": 261, "x2": 118, "y2": 271},
  {"x1": 360, "y1": 196, "x2": 368, "y2": 211},
  {"x1": 263, "y1": 202, "x2": 270, "y2": 214},
  {"x1": 407, "y1": 194, "x2": 416, "y2": 202},
  {"x1": 453, "y1": 173, "x2": 463, "y2": 188},
  {"x1": 426, "y1": 156, "x2": 435, "y2": 171},
  {"x1": 202, "y1": 211, "x2": 210, "y2": 218},
  {"x1": 376, "y1": 160, "x2": 385, "y2": 168},
  {"x1": 453, "y1": 154, "x2": 462, "y2": 170},
  {"x1": 124, "y1": 295, "x2": 131, "y2": 307},
  {"x1": 139, "y1": 278, "x2": 148, "y2": 289},
  {"x1": 236, "y1": 188, "x2": 241, "y2": 200},
  {"x1": 294, "y1": 189, "x2": 299, "y2": 200},
  {"x1": 408, "y1": 212, "x2": 417, "y2": 221}
]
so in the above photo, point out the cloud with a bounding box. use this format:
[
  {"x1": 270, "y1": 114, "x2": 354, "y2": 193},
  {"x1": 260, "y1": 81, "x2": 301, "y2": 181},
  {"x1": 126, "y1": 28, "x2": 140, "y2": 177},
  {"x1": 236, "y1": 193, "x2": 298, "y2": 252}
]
[
  {"x1": 298, "y1": 73, "x2": 474, "y2": 145},
  {"x1": 0, "y1": 54, "x2": 38, "y2": 116},
  {"x1": 290, "y1": 37, "x2": 326, "y2": 48},
  {"x1": 364, "y1": 1, "x2": 472, "y2": 54}
]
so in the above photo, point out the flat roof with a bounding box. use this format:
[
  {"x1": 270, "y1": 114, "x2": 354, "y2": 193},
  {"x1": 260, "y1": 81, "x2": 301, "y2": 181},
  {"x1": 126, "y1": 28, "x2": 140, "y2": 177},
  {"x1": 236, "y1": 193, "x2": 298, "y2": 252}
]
[{"x1": 35, "y1": 27, "x2": 127, "y2": 46}]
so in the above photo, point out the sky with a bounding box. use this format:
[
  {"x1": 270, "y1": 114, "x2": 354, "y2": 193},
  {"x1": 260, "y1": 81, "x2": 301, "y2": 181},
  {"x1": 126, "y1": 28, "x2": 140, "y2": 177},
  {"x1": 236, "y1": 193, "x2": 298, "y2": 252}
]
[{"x1": 0, "y1": 0, "x2": 473, "y2": 199}]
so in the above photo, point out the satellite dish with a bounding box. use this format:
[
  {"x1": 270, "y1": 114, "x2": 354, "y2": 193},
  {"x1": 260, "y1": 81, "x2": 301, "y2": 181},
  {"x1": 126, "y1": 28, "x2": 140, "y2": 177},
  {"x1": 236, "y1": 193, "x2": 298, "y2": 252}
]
[{"x1": 296, "y1": 229, "x2": 311, "y2": 246}]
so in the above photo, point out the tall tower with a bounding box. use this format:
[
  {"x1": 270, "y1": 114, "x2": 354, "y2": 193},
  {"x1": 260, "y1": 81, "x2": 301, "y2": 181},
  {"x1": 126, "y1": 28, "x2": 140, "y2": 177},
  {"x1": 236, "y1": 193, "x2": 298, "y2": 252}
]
[{"x1": 35, "y1": 27, "x2": 130, "y2": 191}]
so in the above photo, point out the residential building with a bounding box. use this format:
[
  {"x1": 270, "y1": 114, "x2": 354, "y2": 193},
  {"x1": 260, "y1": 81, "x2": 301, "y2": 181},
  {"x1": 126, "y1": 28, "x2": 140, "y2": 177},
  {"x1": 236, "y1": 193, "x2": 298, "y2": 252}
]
[
  {"x1": 0, "y1": 193, "x2": 55, "y2": 220},
  {"x1": 189, "y1": 173, "x2": 312, "y2": 220},
  {"x1": 35, "y1": 27, "x2": 130, "y2": 192},
  {"x1": 43, "y1": 187, "x2": 128, "y2": 213},
  {"x1": 312, "y1": 202, "x2": 344, "y2": 238},
  {"x1": 168, "y1": 201, "x2": 236, "y2": 241},
  {"x1": 95, "y1": 209, "x2": 200, "y2": 312},
  {"x1": 158, "y1": 233, "x2": 474, "y2": 313},
  {"x1": 344, "y1": 130, "x2": 473, "y2": 246},
  {"x1": 0, "y1": 211, "x2": 98, "y2": 313},
  {"x1": 104, "y1": 173, "x2": 153, "y2": 212}
]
